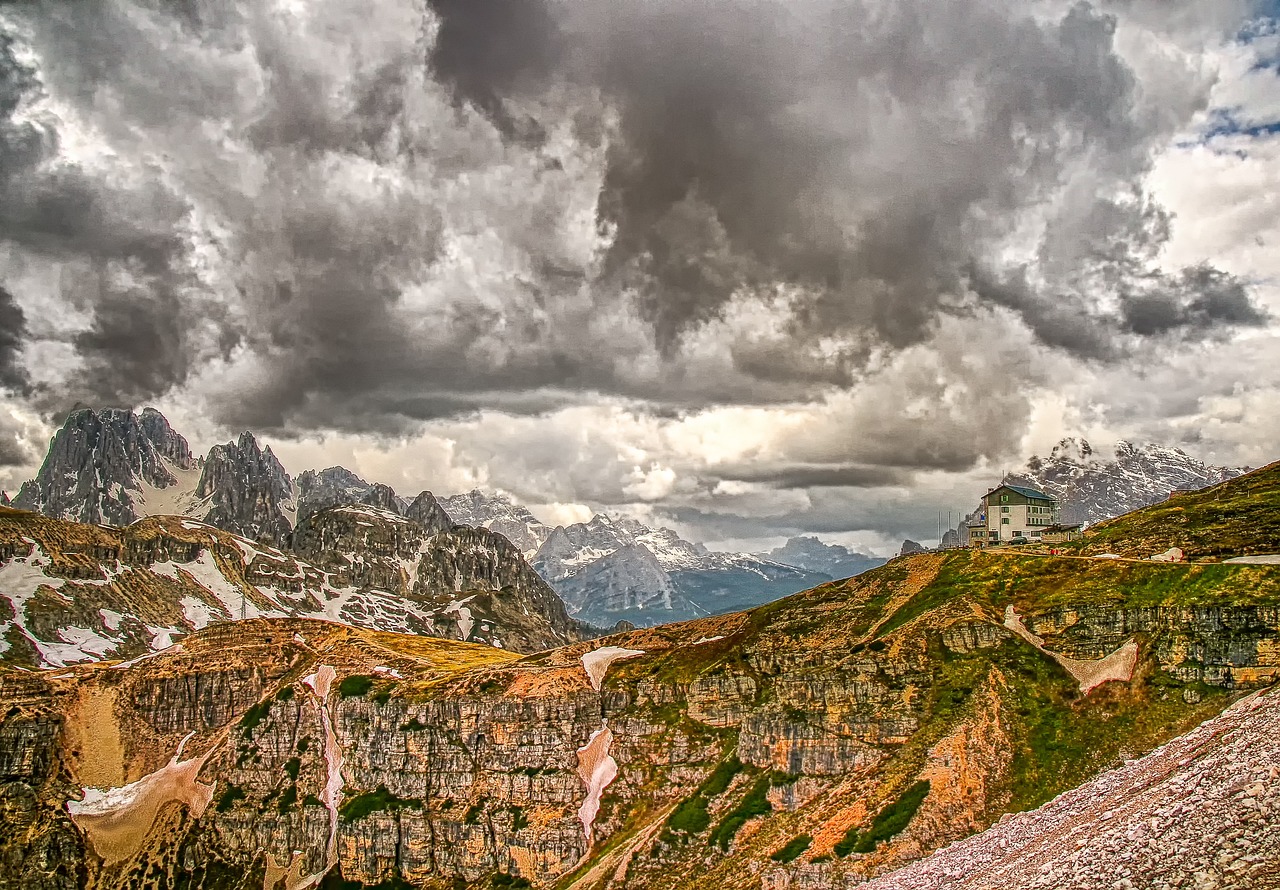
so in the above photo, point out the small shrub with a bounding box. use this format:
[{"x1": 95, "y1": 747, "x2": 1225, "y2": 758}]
[
  {"x1": 701, "y1": 755, "x2": 743, "y2": 797},
  {"x1": 338, "y1": 786, "x2": 422, "y2": 822},
  {"x1": 492, "y1": 874, "x2": 532, "y2": 889},
  {"x1": 277, "y1": 785, "x2": 298, "y2": 813},
  {"x1": 510, "y1": 806, "x2": 529, "y2": 831},
  {"x1": 400, "y1": 717, "x2": 428, "y2": 732},
  {"x1": 464, "y1": 802, "x2": 485, "y2": 825},
  {"x1": 275, "y1": 686, "x2": 295, "y2": 701},
  {"x1": 283, "y1": 757, "x2": 302, "y2": 781},
  {"x1": 710, "y1": 774, "x2": 772, "y2": 850},
  {"x1": 667, "y1": 796, "x2": 711, "y2": 834},
  {"x1": 853, "y1": 780, "x2": 930, "y2": 853},
  {"x1": 338, "y1": 675, "x2": 375, "y2": 698},
  {"x1": 215, "y1": 784, "x2": 246, "y2": 813},
  {"x1": 303, "y1": 793, "x2": 324, "y2": 808},
  {"x1": 771, "y1": 834, "x2": 812, "y2": 863},
  {"x1": 239, "y1": 699, "x2": 272, "y2": 732},
  {"x1": 833, "y1": 824, "x2": 860, "y2": 857}
]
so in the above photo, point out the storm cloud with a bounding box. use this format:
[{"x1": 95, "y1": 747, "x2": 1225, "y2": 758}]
[
  {"x1": 0, "y1": 0, "x2": 1266, "y2": 434},
  {"x1": 0, "y1": 0, "x2": 1274, "y2": 534}
]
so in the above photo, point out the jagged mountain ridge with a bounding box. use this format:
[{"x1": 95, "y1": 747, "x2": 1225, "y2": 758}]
[
  {"x1": 2, "y1": 461, "x2": 1278, "y2": 889},
  {"x1": 439, "y1": 489, "x2": 552, "y2": 558},
  {"x1": 1007, "y1": 437, "x2": 1246, "y2": 526},
  {"x1": 759, "y1": 535, "x2": 886, "y2": 580},
  {"x1": 0, "y1": 501, "x2": 581, "y2": 667},
  {"x1": 13, "y1": 407, "x2": 201, "y2": 526},
  {"x1": 527, "y1": 511, "x2": 832, "y2": 627},
  {"x1": 14, "y1": 410, "x2": 866, "y2": 631}
]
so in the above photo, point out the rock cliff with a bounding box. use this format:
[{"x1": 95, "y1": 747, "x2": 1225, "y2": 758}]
[
  {"x1": 13, "y1": 407, "x2": 199, "y2": 527},
  {"x1": 0, "y1": 503, "x2": 580, "y2": 666},
  {"x1": 3, "y1": 459, "x2": 1278, "y2": 890},
  {"x1": 196, "y1": 432, "x2": 295, "y2": 546}
]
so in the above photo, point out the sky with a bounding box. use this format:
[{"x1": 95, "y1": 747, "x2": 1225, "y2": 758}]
[{"x1": 1, "y1": 0, "x2": 1278, "y2": 555}]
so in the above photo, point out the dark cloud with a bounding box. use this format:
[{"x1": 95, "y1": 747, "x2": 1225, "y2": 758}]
[
  {"x1": 0, "y1": 0, "x2": 1268, "y2": 444},
  {"x1": 715, "y1": 463, "x2": 912, "y2": 489},
  {"x1": 1121, "y1": 266, "x2": 1268, "y2": 335},
  {"x1": 0, "y1": 285, "x2": 27, "y2": 394},
  {"x1": 0, "y1": 24, "x2": 223, "y2": 409}
]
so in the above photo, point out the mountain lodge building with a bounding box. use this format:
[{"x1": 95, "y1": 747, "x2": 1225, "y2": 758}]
[{"x1": 970, "y1": 484, "x2": 1060, "y2": 545}]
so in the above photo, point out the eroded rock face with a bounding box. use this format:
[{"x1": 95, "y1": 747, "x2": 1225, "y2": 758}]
[
  {"x1": 3, "y1": 536, "x2": 1279, "y2": 890},
  {"x1": 13, "y1": 407, "x2": 197, "y2": 527},
  {"x1": 292, "y1": 507, "x2": 583, "y2": 652},
  {"x1": 196, "y1": 432, "x2": 294, "y2": 546}
]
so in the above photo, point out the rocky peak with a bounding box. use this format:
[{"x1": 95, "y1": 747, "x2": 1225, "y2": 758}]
[
  {"x1": 404, "y1": 490, "x2": 454, "y2": 535},
  {"x1": 13, "y1": 406, "x2": 197, "y2": 526},
  {"x1": 358, "y1": 482, "x2": 399, "y2": 513},
  {"x1": 1009, "y1": 438, "x2": 1245, "y2": 525},
  {"x1": 900, "y1": 539, "x2": 926, "y2": 556},
  {"x1": 295, "y1": 466, "x2": 409, "y2": 523},
  {"x1": 440, "y1": 489, "x2": 551, "y2": 557},
  {"x1": 761, "y1": 535, "x2": 885, "y2": 579},
  {"x1": 196, "y1": 431, "x2": 294, "y2": 545}
]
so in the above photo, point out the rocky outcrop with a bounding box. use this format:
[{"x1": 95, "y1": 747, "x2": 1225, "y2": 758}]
[
  {"x1": 404, "y1": 491, "x2": 454, "y2": 535},
  {"x1": 295, "y1": 466, "x2": 381, "y2": 523},
  {"x1": 900, "y1": 540, "x2": 926, "y2": 556},
  {"x1": 13, "y1": 407, "x2": 198, "y2": 527},
  {"x1": 0, "y1": 504, "x2": 578, "y2": 667},
  {"x1": 856, "y1": 688, "x2": 1280, "y2": 890},
  {"x1": 292, "y1": 506, "x2": 582, "y2": 652},
  {"x1": 760, "y1": 536, "x2": 885, "y2": 581},
  {"x1": 196, "y1": 432, "x2": 294, "y2": 546},
  {"x1": 440, "y1": 490, "x2": 551, "y2": 558}
]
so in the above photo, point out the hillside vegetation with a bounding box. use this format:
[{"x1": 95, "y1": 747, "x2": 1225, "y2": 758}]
[{"x1": 1071, "y1": 459, "x2": 1280, "y2": 559}]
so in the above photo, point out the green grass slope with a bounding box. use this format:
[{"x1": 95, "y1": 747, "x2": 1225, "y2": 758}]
[{"x1": 1070, "y1": 459, "x2": 1280, "y2": 559}]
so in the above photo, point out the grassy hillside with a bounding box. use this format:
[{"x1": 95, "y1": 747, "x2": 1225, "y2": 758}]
[{"x1": 1070, "y1": 459, "x2": 1280, "y2": 559}]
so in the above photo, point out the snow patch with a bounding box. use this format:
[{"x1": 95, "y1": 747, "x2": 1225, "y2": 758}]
[
  {"x1": 580, "y1": 646, "x2": 645, "y2": 691},
  {"x1": 1004, "y1": 606, "x2": 1139, "y2": 694},
  {"x1": 576, "y1": 725, "x2": 619, "y2": 845},
  {"x1": 1224, "y1": 554, "x2": 1280, "y2": 565},
  {"x1": 66, "y1": 731, "x2": 215, "y2": 864}
]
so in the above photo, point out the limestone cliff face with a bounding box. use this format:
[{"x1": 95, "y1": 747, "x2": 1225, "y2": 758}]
[
  {"x1": 1, "y1": 540, "x2": 1277, "y2": 890},
  {"x1": 0, "y1": 504, "x2": 577, "y2": 668},
  {"x1": 13, "y1": 407, "x2": 197, "y2": 527},
  {"x1": 293, "y1": 507, "x2": 583, "y2": 652}
]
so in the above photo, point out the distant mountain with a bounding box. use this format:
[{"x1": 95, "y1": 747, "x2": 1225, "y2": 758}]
[
  {"x1": 197, "y1": 431, "x2": 296, "y2": 546},
  {"x1": 529, "y1": 512, "x2": 829, "y2": 627},
  {"x1": 13, "y1": 406, "x2": 201, "y2": 526},
  {"x1": 0, "y1": 501, "x2": 582, "y2": 668},
  {"x1": 760, "y1": 536, "x2": 885, "y2": 579},
  {"x1": 1006, "y1": 438, "x2": 1246, "y2": 526},
  {"x1": 440, "y1": 490, "x2": 551, "y2": 558},
  {"x1": 8, "y1": 410, "x2": 579, "y2": 654}
]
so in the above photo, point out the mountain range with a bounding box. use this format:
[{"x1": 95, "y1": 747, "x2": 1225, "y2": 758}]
[
  {"x1": 8, "y1": 407, "x2": 886, "y2": 630},
  {"x1": 1007, "y1": 437, "x2": 1246, "y2": 526}
]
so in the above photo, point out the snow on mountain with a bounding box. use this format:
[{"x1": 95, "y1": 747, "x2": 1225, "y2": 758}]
[
  {"x1": 0, "y1": 503, "x2": 580, "y2": 669},
  {"x1": 14, "y1": 407, "x2": 202, "y2": 526},
  {"x1": 758, "y1": 535, "x2": 886, "y2": 580},
  {"x1": 1007, "y1": 437, "x2": 1247, "y2": 525},
  {"x1": 439, "y1": 490, "x2": 552, "y2": 558},
  {"x1": 530, "y1": 512, "x2": 829, "y2": 628}
]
